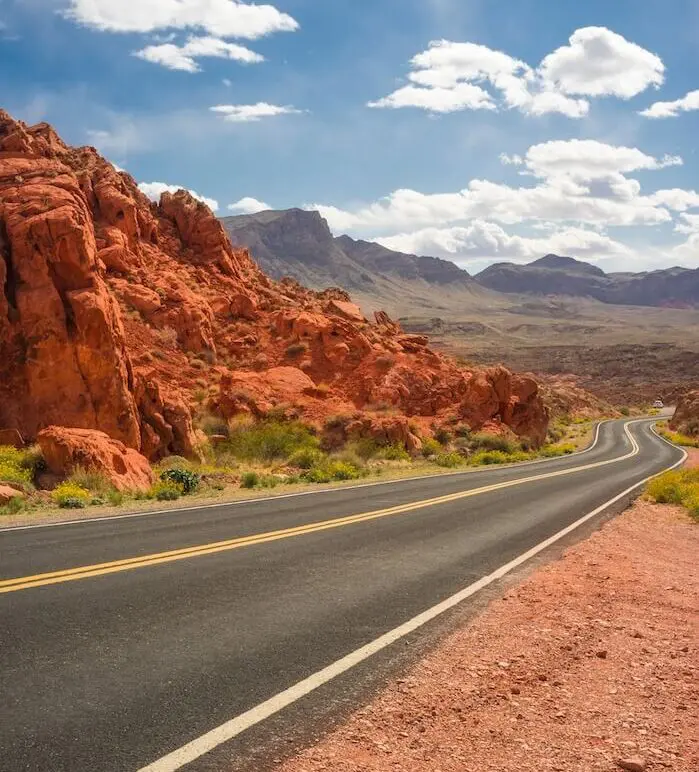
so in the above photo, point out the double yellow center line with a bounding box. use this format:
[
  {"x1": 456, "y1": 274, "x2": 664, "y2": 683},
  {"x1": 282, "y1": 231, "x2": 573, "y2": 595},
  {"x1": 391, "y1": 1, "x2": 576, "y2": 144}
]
[{"x1": 0, "y1": 424, "x2": 640, "y2": 595}]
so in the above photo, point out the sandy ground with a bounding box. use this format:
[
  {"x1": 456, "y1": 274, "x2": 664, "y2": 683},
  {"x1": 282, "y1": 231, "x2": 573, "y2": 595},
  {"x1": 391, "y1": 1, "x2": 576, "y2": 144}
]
[{"x1": 279, "y1": 452, "x2": 698, "y2": 772}]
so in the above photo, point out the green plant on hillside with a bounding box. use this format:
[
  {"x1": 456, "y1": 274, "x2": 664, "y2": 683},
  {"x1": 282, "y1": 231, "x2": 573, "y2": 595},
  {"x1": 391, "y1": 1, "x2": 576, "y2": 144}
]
[
  {"x1": 646, "y1": 469, "x2": 699, "y2": 521},
  {"x1": 539, "y1": 443, "x2": 576, "y2": 458},
  {"x1": 150, "y1": 480, "x2": 183, "y2": 501},
  {"x1": 288, "y1": 447, "x2": 327, "y2": 470},
  {"x1": 660, "y1": 429, "x2": 699, "y2": 448},
  {"x1": 52, "y1": 482, "x2": 91, "y2": 508},
  {"x1": 375, "y1": 444, "x2": 410, "y2": 461},
  {"x1": 469, "y1": 433, "x2": 518, "y2": 454},
  {"x1": 469, "y1": 450, "x2": 510, "y2": 466},
  {"x1": 160, "y1": 468, "x2": 200, "y2": 494},
  {"x1": 240, "y1": 471, "x2": 259, "y2": 489},
  {"x1": 433, "y1": 452, "x2": 465, "y2": 468},
  {"x1": 1, "y1": 496, "x2": 25, "y2": 515},
  {"x1": 68, "y1": 466, "x2": 114, "y2": 495},
  {"x1": 421, "y1": 438, "x2": 442, "y2": 458},
  {"x1": 620, "y1": 407, "x2": 631, "y2": 416},
  {"x1": 226, "y1": 420, "x2": 319, "y2": 463},
  {"x1": 0, "y1": 446, "x2": 34, "y2": 490}
]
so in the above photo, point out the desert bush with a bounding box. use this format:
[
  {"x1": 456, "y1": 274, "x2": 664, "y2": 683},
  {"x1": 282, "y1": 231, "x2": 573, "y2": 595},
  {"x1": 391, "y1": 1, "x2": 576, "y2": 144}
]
[
  {"x1": 68, "y1": 466, "x2": 114, "y2": 495},
  {"x1": 285, "y1": 342, "x2": 308, "y2": 359},
  {"x1": 302, "y1": 459, "x2": 364, "y2": 484},
  {"x1": 150, "y1": 481, "x2": 183, "y2": 501},
  {"x1": 18, "y1": 445, "x2": 46, "y2": 475},
  {"x1": 226, "y1": 420, "x2": 319, "y2": 463},
  {"x1": 160, "y1": 468, "x2": 200, "y2": 494},
  {"x1": 1, "y1": 496, "x2": 25, "y2": 515},
  {"x1": 157, "y1": 455, "x2": 192, "y2": 472},
  {"x1": 421, "y1": 438, "x2": 442, "y2": 458},
  {"x1": 240, "y1": 472, "x2": 259, "y2": 489},
  {"x1": 469, "y1": 433, "x2": 518, "y2": 454},
  {"x1": 434, "y1": 452, "x2": 465, "y2": 468},
  {"x1": 0, "y1": 446, "x2": 34, "y2": 489},
  {"x1": 646, "y1": 469, "x2": 699, "y2": 520},
  {"x1": 469, "y1": 450, "x2": 510, "y2": 466},
  {"x1": 107, "y1": 490, "x2": 125, "y2": 506},
  {"x1": 660, "y1": 429, "x2": 699, "y2": 448},
  {"x1": 52, "y1": 482, "x2": 91, "y2": 508},
  {"x1": 375, "y1": 444, "x2": 410, "y2": 461},
  {"x1": 197, "y1": 413, "x2": 230, "y2": 438},
  {"x1": 345, "y1": 438, "x2": 380, "y2": 460},
  {"x1": 433, "y1": 428, "x2": 452, "y2": 446},
  {"x1": 620, "y1": 407, "x2": 630, "y2": 417},
  {"x1": 539, "y1": 443, "x2": 576, "y2": 458},
  {"x1": 288, "y1": 447, "x2": 327, "y2": 470}
]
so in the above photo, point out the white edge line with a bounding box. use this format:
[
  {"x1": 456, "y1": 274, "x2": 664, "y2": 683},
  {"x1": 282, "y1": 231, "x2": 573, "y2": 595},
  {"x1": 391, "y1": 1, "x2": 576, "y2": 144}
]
[
  {"x1": 0, "y1": 421, "x2": 608, "y2": 533},
  {"x1": 138, "y1": 422, "x2": 686, "y2": 772}
]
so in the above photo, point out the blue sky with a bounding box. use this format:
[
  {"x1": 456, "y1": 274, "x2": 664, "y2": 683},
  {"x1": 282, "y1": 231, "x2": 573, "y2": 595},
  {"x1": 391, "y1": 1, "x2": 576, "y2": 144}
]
[{"x1": 2, "y1": 0, "x2": 699, "y2": 272}]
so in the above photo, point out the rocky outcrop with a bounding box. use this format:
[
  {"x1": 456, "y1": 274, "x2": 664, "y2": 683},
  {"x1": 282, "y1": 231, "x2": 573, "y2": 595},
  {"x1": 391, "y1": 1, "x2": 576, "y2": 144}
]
[
  {"x1": 0, "y1": 111, "x2": 550, "y2": 455},
  {"x1": 670, "y1": 391, "x2": 699, "y2": 437},
  {"x1": 37, "y1": 427, "x2": 154, "y2": 491}
]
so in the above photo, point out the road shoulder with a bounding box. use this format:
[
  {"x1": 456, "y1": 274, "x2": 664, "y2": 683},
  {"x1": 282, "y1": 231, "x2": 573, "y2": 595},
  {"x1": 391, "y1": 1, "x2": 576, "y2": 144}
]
[{"x1": 276, "y1": 453, "x2": 699, "y2": 772}]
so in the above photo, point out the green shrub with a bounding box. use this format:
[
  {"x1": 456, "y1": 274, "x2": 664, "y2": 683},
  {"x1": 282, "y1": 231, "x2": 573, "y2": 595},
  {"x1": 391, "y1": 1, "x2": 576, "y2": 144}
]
[
  {"x1": 285, "y1": 342, "x2": 308, "y2": 359},
  {"x1": 646, "y1": 469, "x2": 699, "y2": 520},
  {"x1": 289, "y1": 447, "x2": 327, "y2": 470},
  {"x1": 0, "y1": 446, "x2": 34, "y2": 489},
  {"x1": 434, "y1": 452, "x2": 465, "y2": 468},
  {"x1": 539, "y1": 443, "x2": 576, "y2": 458},
  {"x1": 433, "y1": 428, "x2": 452, "y2": 446},
  {"x1": 197, "y1": 413, "x2": 230, "y2": 437},
  {"x1": 68, "y1": 466, "x2": 113, "y2": 495},
  {"x1": 620, "y1": 407, "x2": 630, "y2": 417},
  {"x1": 1, "y1": 496, "x2": 25, "y2": 515},
  {"x1": 346, "y1": 438, "x2": 380, "y2": 460},
  {"x1": 376, "y1": 444, "x2": 410, "y2": 461},
  {"x1": 302, "y1": 466, "x2": 332, "y2": 484},
  {"x1": 157, "y1": 455, "x2": 192, "y2": 472},
  {"x1": 470, "y1": 433, "x2": 517, "y2": 454},
  {"x1": 151, "y1": 481, "x2": 183, "y2": 501},
  {"x1": 421, "y1": 438, "x2": 442, "y2": 458},
  {"x1": 469, "y1": 450, "x2": 510, "y2": 466},
  {"x1": 160, "y1": 468, "x2": 200, "y2": 494},
  {"x1": 18, "y1": 445, "x2": 46, "y2": 475},
  {"x1": 107, "y1": 490, "x2": 125, "y2": 506},
  {"x1": 258, "y1": 475, "x2": 280, "y2": 489},
  {"x1": 660, "y1": 429, "x2": 699, "y2": 448},
  {"x1": 326, "y1": 461, "x2": 363, "y2": 481},
  {"x1": 52, "y1": 482, "x2": 91, "y2": 508},
  {"x1": 226, "y1": 420, "x2": 319, "y2": 463},
  {"x1": 240, "y1": 471, "x2": 260, "y2": 489}
]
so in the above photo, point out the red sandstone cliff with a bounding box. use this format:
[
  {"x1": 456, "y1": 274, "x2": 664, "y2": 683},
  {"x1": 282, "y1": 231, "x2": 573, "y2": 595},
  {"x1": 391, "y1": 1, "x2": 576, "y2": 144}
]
[
  {"x1": 670, "y1": 391, "x2": 699, "y2": 437},
  {"x1": 0, "y1": 111, "x2": 549, "y2": 456}
]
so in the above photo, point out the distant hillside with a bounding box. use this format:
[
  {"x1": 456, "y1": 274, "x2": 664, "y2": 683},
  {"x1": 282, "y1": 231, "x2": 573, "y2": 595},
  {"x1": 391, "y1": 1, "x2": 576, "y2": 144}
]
[
  {"x1": 475, "y1": 254, "x2": 699, "y2": 308},
  {"x1": 221, "y1": 209, "x2": 473, "y2": 295}
]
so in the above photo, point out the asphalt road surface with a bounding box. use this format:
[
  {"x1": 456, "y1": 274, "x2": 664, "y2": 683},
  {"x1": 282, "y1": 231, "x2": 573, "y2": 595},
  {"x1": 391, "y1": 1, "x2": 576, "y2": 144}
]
[{"x1": 0, "y1": 419, "x2": 685, "y2": 772}]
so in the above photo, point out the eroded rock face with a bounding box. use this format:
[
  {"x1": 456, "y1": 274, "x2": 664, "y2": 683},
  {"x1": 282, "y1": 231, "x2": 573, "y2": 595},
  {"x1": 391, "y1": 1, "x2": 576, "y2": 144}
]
[
  {"x1": 670, "y1": 391, "x2": 699, "y2": 437},
  {"x1": 37, "y1": 426, "x2": 154, "y2": 491},
  {"x1": 0, "y1": 110, "x2": 549, "y2": 454}
]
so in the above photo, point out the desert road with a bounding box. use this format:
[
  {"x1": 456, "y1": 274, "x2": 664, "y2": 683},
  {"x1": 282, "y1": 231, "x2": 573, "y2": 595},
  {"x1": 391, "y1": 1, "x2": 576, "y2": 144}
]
[{"x1": 0, "y1": 419, "x2": 686, "y2": 772}]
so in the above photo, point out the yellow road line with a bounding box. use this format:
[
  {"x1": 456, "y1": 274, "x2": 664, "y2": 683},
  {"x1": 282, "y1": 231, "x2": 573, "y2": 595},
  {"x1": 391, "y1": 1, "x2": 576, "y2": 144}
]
[{"x1": 0, "y1": 423, "x2": 640, "y2": 594}]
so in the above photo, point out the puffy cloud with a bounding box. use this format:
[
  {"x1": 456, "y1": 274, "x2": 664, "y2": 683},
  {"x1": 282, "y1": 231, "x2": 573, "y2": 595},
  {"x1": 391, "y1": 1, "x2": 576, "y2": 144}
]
[
  {"x1": 134, "y1": 35, "x2": 263, "y2": 72},
  {"x1": 227, "y1": 197, "x2": 270, "y2": 214},
  {"x1": 512, "y1": 139, "x2": 682, "y2": 182},
  {"x1": 377, "y1": 221, "x2": 631, "y2": 263},
  {"x1": 64, "y1": 0, "x2": 298, "y2": 39},
  {"x1": 138, "y1": 181, "x2": 218, "y2": 211},
  {"x1": 538, "y1": 27, "x2": 664, "y2": 98},
  {"x1": 370, "y1": 27, "x2": 663, "y2": 119},
  {"x1": 640, "y1": 89, "x2": 699, "y2": 119},
  {"x1": 210, "y1": 103, "x2": 303, "y2": 122}
]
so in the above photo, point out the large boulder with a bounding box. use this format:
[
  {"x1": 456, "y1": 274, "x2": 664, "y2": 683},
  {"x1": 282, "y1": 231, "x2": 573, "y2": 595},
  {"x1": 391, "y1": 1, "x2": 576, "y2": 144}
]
[
  {"x1": 670, "y1": 391, "x2": 699, "y2": 437},
  {"x1": 37, "y1": 427, "x2": 154, "y2": 492}
]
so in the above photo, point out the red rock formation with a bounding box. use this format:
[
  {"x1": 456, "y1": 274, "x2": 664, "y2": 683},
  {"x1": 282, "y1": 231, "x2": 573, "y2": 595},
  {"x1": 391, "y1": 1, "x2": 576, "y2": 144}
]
[
  {"x1": 670, "y1": 391, "x2": 699, "y2": 437},
  {"x1": 37, "y1": 427, "x2": 154, "y2": 491},
  {"x1": 0, "y1": 111, "x2": 550, "y2": 455}
]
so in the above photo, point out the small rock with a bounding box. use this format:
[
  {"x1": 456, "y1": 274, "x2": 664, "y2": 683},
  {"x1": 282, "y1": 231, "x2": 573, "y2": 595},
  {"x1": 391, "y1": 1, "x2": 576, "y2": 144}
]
[
  {"x1": 617, "y1": 757, "x2": 646, "y2": 772},
  {"x1": 596, "y1": 650, "x2": 608, "y2": 659}
]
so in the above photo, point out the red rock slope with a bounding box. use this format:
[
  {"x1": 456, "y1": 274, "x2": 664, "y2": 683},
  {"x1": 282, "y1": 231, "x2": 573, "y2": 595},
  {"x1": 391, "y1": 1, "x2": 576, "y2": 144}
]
[
  {"x1": 0, "y1": 111, "x2": 549, "y2": 458},
  {"x1": 670, "y1": 391, "x2": 699, "y2": 437}
]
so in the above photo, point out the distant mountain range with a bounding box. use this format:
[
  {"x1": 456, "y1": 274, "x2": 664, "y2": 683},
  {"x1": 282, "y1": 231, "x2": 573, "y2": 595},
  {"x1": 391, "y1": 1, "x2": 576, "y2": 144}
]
[
  {"x1": 476, "y1": 254, "x2": 699, "y2": 308},
  {"x1": 221, "y1": 209, "x2": 698, "y2": 309},
  {"x1": 221, "y1": 209, "x2": 473, "y2": 296}
]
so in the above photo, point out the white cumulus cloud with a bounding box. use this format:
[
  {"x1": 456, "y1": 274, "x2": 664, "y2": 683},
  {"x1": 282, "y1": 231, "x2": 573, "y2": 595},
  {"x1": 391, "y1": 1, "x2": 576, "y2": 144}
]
[
  {"x1": 134, "y1": 35, "x2": 263, "y2": 72},
  {"x1": 227, "y1": 197, "x2": 270, "y2": 214},
  {"x1": 64, "y1": 0, "x2": 298, "y2": 39},
  {"x1": 538, "y1": 26, "x2": 664, "y2": 98},
  {"x1": 640, "y1": 89, "x2": 699, "y2": 119},
  {"x1": 138, "y1": 181, "x2": 219, "y2": 211},
  {"x1": 370, "y1": 27, "x2": 664, "y2": 119},
  {"x1": 211, "y1": 103, "x2": 303, "y2": 122}
]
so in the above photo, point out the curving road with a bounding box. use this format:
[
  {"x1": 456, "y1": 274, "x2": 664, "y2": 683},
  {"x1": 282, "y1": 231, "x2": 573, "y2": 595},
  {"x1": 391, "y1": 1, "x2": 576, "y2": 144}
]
[{"x1": 0, "y1": 419, "x2": 685, "y2": 772}]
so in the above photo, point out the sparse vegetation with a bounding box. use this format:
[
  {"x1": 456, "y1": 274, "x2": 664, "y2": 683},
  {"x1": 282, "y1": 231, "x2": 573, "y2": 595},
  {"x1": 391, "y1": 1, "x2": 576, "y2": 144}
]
[
  {"x1": 150, "y1": 480, "x2": 183, "y2": 501},
  {"x1": 646, "y1": 469, "x2": 699, "y2": 521},
  {"x1": 659, "y1": 428, "x2": 699, "y2": 448},
  {"x1": 225, "y1": 420, "x2": 319, "y2": 463},
  {"x1": 0, "y1": 446, "x2": 35, "y2": 490},
  {"x1": 52, "y1": 482, "x2": 91, "y2": 508},
  {"x1": 160, "y1": 468, "x2": 200, "y2": 494},
  {"x1": 434, "y1": 452, "x2": 465, "y2": 468}
]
